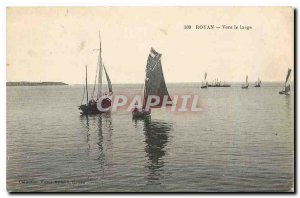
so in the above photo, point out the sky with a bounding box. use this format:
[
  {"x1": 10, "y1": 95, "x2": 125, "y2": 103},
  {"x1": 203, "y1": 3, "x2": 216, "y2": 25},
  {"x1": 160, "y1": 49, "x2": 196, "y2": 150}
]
[{"x1": 6, "y1": 7, "x2": 294, "y2": 84}]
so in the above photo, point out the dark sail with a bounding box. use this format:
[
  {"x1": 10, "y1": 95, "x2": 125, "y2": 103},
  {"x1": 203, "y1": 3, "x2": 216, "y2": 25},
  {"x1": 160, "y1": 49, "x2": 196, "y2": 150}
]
[
  {"x1": 144, "y1": 48, "x2": 172, "y2": 108},
  {"x1": 285, "y1": 69, "x2": 292, "y2": 83},
  {"x1": 103, "y1": 65, "x2": 113, "y2": 95},
  {"x1": 283, "y1": 68, "x2": 292, "y2": 92}
]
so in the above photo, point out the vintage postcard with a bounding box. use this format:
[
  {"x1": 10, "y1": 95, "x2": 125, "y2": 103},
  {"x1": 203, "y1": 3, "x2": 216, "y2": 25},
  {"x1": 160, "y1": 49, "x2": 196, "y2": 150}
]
[{"x1": 6, "y1": 7, "x2": 294, "y2": 192}]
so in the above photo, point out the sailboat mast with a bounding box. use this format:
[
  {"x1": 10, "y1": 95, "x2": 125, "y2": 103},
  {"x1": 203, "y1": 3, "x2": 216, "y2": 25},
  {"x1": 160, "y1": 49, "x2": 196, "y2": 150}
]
[
  {"x1": 85, "y1": 65, "x2": 89, "y2": 105},
  {"x1": 97, "y1": 31, "x2": 103, "y2": 98},
  {"x1": 143, "y1": 79, "x2": 146, "y2": 108}
]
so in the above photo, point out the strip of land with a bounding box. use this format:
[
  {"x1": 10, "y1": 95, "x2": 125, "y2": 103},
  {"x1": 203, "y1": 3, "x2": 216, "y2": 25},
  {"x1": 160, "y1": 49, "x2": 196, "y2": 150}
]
[{"x1": 6, "y1": 82, "x2": 68, "y2": 86}]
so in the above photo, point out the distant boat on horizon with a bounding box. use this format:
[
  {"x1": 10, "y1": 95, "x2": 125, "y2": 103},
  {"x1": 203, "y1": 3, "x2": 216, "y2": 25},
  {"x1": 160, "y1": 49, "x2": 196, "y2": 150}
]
[
  {"x1": 279, "y1": 68, "x2": 292, "y2": 95},
  {"x1": 242, "y1": 75, "x2": 249, "y2": 89},
  {"x1": 254, "y1": 77, "x2": 261, "y2": 87},
  {"x1": 201, "y1": 72, "x2": 208, "y2": 88},
  {"x1": 207, "y1": 78, "x2": 231, "y2": 87},
  {"x1": 79, "y1": 32, "x2": 113, "y2": 115}
]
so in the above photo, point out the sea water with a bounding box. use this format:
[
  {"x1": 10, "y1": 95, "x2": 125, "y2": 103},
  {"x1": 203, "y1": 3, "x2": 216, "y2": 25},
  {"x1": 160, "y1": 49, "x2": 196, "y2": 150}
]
[{"x1": 6, "y1": 83, "x2": 294, "y2": 192}]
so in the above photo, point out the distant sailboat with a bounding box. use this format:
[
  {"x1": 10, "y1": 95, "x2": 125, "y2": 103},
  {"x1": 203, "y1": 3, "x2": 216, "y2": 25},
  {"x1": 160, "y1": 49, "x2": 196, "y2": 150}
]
[
  {"x1": 201, "y1": 72, "x2": 208, "y2": 88},
  {"x1": 279, "y1": 68, "x2": 292, "y2": 95},
  {"x1": 132, "y1": 48, "x2": 172, "y2": 118},
  {"x1": 242, "y1": 75, "x2": 249, "y2": 89},
  {"x1": 79, "y1": 32, "x2": 113, "y2": 115},
  {"x1": 254, "y1": 77, "x2": 261, "y2": 87}
]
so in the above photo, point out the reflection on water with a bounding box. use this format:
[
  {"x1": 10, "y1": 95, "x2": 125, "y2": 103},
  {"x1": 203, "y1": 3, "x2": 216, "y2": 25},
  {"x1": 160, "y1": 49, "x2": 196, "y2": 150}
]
[
  {"x1": 133, "y1": 117, "x2": 172, "y2": 185},
  {"x1": 96, "y1": 115, "x2": 105, "y2": 169},
  {"x1": 282, "y1": 95, "x2": 293, "y2": 129},
  {"x1": 102, "y1": 112, "x2": 113, "y2": 151},
  {"x1": 79, "y1": 113, "x2": 113, "y2": 175},
  {"x1": 80, "y1": 115, "x2": 91, "y2": 153},
  {"x1": 284, "y1": 95, "x2": 292, "y2": 113}
]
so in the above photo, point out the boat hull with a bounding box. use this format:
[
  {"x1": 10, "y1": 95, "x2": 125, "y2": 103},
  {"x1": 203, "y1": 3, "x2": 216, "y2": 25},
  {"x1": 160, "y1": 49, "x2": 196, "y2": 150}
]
[
  {"x1": 279, "y1": 91, "x2": 290, "y2": 95},
  {"x1": 242, "y1": 86, "x2": 249, "y2": 89},
  {"x1": 208, "y1": 85, "x2": 231, "y2": 87},
  {"x1": 79, "y1": 98, "x2": 112, "y2": 115},
  {"x1": 132, "y1": 109, "x2": 151, "y2": 118}
]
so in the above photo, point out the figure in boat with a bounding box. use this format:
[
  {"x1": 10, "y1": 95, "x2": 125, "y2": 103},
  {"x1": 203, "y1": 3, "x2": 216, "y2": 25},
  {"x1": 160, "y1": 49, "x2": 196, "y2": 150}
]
[
  {"x1": 242, "y1": 75, "x2": 249, "y2": 89},
  {"x1": 254, "y1": 77, "x2": 261, "y2": 87},
  {"x1": 279, "y1": 68, "x2": 292, "y2": 95},
  {"x1": 132, "y1": 106, "x2": 151, "y2": 118},
  {"x1": 132, "y1": 48, "x2": 172, "y2": 118},
  {"x1": 79, "y1": 32, "x2": 113, "y2": 115},
  {"x1": 201, "y1": 72, "x2": 208, "y2": 88}
]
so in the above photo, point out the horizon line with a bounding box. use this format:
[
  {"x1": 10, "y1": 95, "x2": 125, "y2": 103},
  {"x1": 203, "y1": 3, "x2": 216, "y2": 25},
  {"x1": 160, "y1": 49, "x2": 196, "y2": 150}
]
[{"x1": 6, "y1": 80, "x2": 292, "y2": 84}]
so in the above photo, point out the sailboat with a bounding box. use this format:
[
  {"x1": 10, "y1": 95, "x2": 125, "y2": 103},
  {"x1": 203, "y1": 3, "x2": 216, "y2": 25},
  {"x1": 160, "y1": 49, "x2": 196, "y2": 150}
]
[
  {"x1": 279, "y1": 68, "x2": 292, "y2": 95},
  {"x1": 132, "y1": 48, "x2": 172, "y2": 118},
  {"x1": 201, "y1": 72, "x2": 208, "y2": 88},
  {"x1": 254, "y1": 77, "x2": 261, "y2": 87},
  {"x1": 79, "y1": 33, "x2": 113, "y2": 115},
  {"x1": 242, "y1": 75, "x2": 249, "y2": 89}
]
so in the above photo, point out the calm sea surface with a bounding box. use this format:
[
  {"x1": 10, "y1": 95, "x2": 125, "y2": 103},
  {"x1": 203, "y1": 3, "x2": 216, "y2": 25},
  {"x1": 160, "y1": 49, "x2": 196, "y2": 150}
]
[{"x1": 7, "y1": 83, "x2": 294, "y2": 192}]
